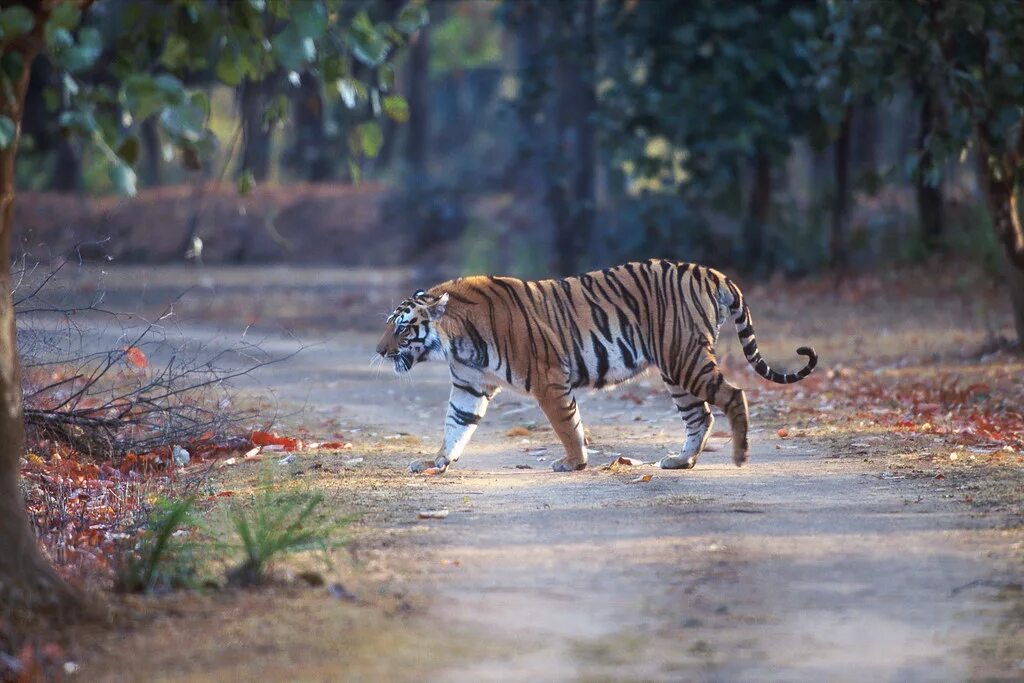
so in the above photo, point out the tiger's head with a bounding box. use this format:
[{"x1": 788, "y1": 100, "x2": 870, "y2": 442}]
[{"x1": 377, "y1": 289, "x2": 449, "y2": 373}]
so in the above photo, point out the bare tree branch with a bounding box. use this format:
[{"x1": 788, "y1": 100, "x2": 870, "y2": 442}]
[{"x1": 12, "y1": 257, "x2": 302, "y2": 458}]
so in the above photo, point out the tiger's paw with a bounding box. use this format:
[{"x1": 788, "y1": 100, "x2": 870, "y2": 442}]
[
  {"x1": 409, "y1": 457, "x2": 449, "y2": 475},
  {"x1": 551, "y1": 457, "x2": 587, "y2": 472},
  {"x1": 658, "y1": 455, "x2": 698, "y2": 470},
  {"x1": 732, "y1": 438, "x2": 749, "y2": 467}
]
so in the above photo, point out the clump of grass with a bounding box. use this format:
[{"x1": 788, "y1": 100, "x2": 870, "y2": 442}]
[
  {"x1": 225, "y1": 476, "x2": 348, "y2": 586},
  {"x1": 114, "y1": 497, "x2": 198, "y2": 593}
]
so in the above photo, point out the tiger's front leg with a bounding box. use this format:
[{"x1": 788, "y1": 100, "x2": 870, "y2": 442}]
[{"x1": 409, "y1": 383, "x2": 498, "y2": 474}]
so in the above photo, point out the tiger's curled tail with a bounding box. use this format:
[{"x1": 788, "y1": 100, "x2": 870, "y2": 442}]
[{"x1": 723, "y1": 280, "x2": 818, "y2": 384}]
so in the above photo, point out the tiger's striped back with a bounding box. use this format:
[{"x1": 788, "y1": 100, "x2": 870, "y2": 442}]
[{"x1": 432, "y1": 258, "x2": 816, "y2": 395}]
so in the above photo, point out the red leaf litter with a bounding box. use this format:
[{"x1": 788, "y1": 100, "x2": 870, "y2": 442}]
[
  {"x1": 765, "y1": 368, "x2": 1024, "y2": 453},
  {"x1": 20, "y1": 425, "x2": 351, "y2": 586},
  {"x1": 123, "y1": 346, "x2": 149, "y2": 369},
  {"x1": 20, "y1": 433, "x2": 245, "y2": 585},
  {"x1": 250, "y1": 430, "x2": 302, "y2": 451}
]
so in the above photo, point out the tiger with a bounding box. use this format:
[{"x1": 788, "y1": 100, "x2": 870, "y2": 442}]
[{"x1": 375, "y1": 259, "x2": 817, "y2": 474}]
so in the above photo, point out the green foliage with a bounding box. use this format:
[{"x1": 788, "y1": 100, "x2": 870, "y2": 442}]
[
  {"x1": 1, "y1": 0, "x2": 426, "y2": 196},
  {"x1": 160, "y1": 100, "x2": 207, "y2": 144},
  {"x1": 599, "y1": 0, "x2": 825, "y2": 205},
  {"x1": 356, "y1": 120, "x2": 383, "y2": 158},
  {"x1": 501, "y1": 0, "x2": 832, "y2": 270},
  {"x1": 430, "y1": 10, "x2": 503, "y2": 75},
  {"x1": 107, "y1": 160, "x2": 136, "y2": 196},
  {"x1": 0, "y1": 6, "x2": 35, "y2": 39},
  {"x1": 238, "y1": 168, "x2": 256, "y2": 197},
  {"x1": 396, "y1": 3, "x2": 429, "y2": 35},
  {"x1": 115, "y1": 497, "x2": 198, "y2": 593},
  {"x1": 819, "y1": 0, "x2": 1024, "y2": 183},
  {"x1": 382, "y1": 94, "x2": 409, "y2": 123},
  {"x1": 226, "y1": 475, "x2": 348, "y2": 586},
  {"x1": 349, "y1": 10, "x2": 391, "y2": 67}
]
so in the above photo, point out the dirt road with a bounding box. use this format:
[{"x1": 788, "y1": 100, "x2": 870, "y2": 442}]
[
  {"x1": 54, "y1": 266, "x2": 1019, "y2": 681},
  {"x1": 229, "y1": 327, "x2": 1020, "y2": 682}
]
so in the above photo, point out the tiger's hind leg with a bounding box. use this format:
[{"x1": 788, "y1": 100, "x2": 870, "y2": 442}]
[
  {"x1": 663, "y1": 351, "x2": 750, "y2": 467},
  {"x1": 536, "y1": 383, "x2": 588, "y2": 472},
  {"x1": 658, "y1": 381, "x2": 713, "y2": 470}
]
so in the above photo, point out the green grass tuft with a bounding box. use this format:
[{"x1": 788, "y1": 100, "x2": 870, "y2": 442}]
[
  {"x1": 225, "y1": 474, "x2": 349, "y2": 586},
  {"x1": 114, "y1": 496, "x2": 198, "y2": 593}
]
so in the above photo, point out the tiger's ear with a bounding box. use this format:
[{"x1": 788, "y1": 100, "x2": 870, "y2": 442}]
[{"x1": 427, "y1": 292, "x2": 448, "y2": 320}]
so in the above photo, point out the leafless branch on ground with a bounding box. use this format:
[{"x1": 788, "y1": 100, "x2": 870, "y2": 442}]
[{"x1": 12, "y1": 255, "x2": 302, "y2": 458}]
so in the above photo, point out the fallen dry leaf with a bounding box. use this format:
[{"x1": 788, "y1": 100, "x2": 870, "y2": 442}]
[
  {"x1": 630, "y1": 474, "x2": 653, "y2": 483},
  {"x1": 506, "y1": 426, "x2": 531, "y2": 437},
  {"x1": 123, "y1": 346, "x2": 149, "y2": 369},
  {"x1": 419, "y1": 467, "x2": 442, "y2": 476},
  {"x1": 250, "y1": 430, "x2": 301, "y2": 450},
  {"x1": 602, "y1": 455, "x2": 644, "y2": 471}
]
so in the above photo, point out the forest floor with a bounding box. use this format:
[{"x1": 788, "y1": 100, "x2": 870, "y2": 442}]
[{"x1": 43, "y1": 263, "x2": 1024, "y2": 681}]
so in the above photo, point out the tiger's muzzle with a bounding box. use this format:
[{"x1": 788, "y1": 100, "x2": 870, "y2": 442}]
[{"x1": 377, "y1": 346, "x2": 413, "y2": 373}]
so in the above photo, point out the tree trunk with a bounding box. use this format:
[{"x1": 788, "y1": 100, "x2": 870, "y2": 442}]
[
  {"x1": 1004, "y1": 253, "x2": 1024, "y2": 346},
  {"x1": 51, "y1": 137, "x2": 81, "y2": 192},
  {"x1": 830, "y1": 106, "x2": 852, "y2": 270},
  {"x1": 744, "y1": 150, "x2": 772, "y2": 273},
  {"x1": 403, "y1": 22, "x2": 433, "y2": 260},
  {"x1": 239, "y1": 78, "x2": 273, "y2": 181},
  {"x1": 976, "y1": 131, "x2": 1024, "y2": 346},
  {"x1": 140, "y1": 117, "x2": 163, "y2": 186},
  {"x1": 916, "y1": 88, "x2": 944, "y2": 248},
  {"x1": 291, "y1": 72, "x2": 332, "y2": 182},
  {"x1": 23, "y1": 56, "x2": 81, "y2": 191},
  {"x1": 498, "y1": 0, "x2": 546, "y2": 273},
  {"x1": 405, "y1": 25, "x2": 430, "y2": 176},
  {"x1": 571, "y1": 0, "x2": 597, "y2": 271},
  {"x1": 0, "y1": 39, "x2": 81, "y2": 614},
  {"x1": 549, "y1": 15, "x2": 574, "y2": 276},
  {"x1": 550, "y1": 0, "x2": 596, "y2": 276},
  {"x1": 853, "y1": 100, "x2": 878, "y2": 175}
]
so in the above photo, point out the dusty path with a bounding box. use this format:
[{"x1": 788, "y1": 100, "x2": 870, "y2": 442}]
[
  {"x1": 237, "y1": 327, "x2": 1021, "y2": 681},
  {"x1": 47, "y1": 261, "x2": 1019, "y2": 681}
]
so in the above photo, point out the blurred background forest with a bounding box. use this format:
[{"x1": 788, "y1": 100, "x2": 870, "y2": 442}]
[{"x1": 8, "y1": 0, "x2": 1024, "y2": 342}]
